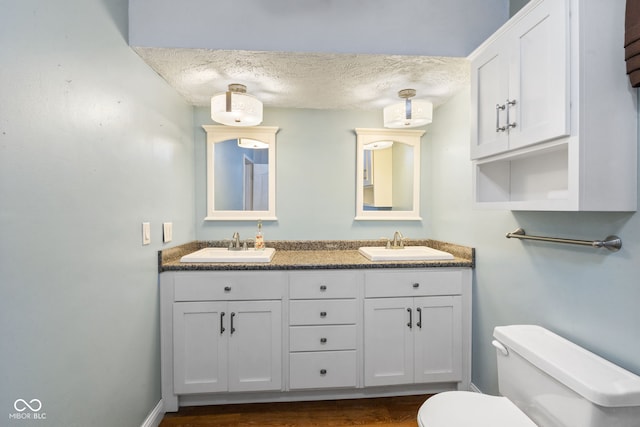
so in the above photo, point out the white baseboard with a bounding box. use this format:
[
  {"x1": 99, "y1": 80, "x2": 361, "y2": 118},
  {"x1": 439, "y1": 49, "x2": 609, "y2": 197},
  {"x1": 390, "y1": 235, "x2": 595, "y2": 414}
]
[
  {"x1": 141, "y1": 400, "x2": 165, "y2": 427},
  {"x1": 469, "y1": 383, "x2": 482, "y2": 393}
]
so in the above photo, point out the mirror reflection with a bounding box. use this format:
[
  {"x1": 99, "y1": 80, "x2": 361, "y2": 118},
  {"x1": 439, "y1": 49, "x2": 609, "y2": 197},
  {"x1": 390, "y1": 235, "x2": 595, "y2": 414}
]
[
  {"x1": 214, "y1": 139, "x2": 269, "y2": 211},
  {"x1": 363, "y1": 141, "x2": 414, "y2": 211},
  {"x1": 355, "y1": 128, "x2": 424, "y2": 220},
  {"x1": 203, "y1": 125, "x2": 279, "y2": 221}
]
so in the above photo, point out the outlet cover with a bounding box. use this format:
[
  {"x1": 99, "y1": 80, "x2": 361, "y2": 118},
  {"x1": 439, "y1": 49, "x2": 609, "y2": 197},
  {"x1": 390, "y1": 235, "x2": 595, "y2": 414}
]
[{"x1": 163, "y1": 222, "x2": 173, "y2": 243}]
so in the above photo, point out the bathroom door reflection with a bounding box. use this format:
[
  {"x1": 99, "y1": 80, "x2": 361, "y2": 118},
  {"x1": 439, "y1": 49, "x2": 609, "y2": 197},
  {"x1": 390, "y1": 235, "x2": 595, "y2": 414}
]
[
  {"x1": 214, "y1": 139, "x2": 269, "y2": 211},
  {"x1": 363, "y1": 141, "x2": 414, "y2": 211}
]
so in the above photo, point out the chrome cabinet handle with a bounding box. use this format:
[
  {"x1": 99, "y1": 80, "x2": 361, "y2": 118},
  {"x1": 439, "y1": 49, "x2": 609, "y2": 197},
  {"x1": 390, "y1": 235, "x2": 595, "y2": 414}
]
[
  {"x1": 220, "y1": 312, "x2": 226, "y2": 334},
  {"x1": 506, "y1": 99, "x2": 517, "y2": 130},
  {"x1": 230, "y1": 312, "x2": 236, "y2": 335},
  {"x1": 407, "y1": 308, "x2": 412, "y2": 329},
  {"x1": 320, "y1": 337, "x2": 327, "y2": 344},
  {"x1": 496, "y1": 103, "x2": 507, "y2": 132},
  {"x1": 417, "y1": 307, "x2": 422, "y2": 329}
]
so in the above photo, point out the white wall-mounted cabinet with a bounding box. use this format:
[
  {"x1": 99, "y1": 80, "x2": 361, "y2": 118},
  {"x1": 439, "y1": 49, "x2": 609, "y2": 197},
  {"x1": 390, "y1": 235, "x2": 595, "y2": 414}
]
[
  {"x1": 470, "y1": 0, "x2": 569, "y2": 160},
  {"x1": 469, "y1": 0, "x2": 637, "y2": 211}
]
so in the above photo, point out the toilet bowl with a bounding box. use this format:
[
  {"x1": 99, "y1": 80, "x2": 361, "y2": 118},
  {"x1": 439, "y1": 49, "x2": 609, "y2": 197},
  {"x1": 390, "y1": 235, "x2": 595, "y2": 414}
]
[
  {"x1": 417, "y1": 391, "x2": 536, "y2": 427},
  {"x1": 417, "y1": 325, "x2": 640, "y2": 427}
]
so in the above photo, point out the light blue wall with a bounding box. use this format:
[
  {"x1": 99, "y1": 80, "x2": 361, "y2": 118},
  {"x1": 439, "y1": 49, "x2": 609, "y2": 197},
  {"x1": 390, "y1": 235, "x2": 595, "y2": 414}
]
[
  {"x1": 129, "y1": 0, "x2": 509, "y2": 57},
  {"x1": 429, "y1": 87, "x2": 640, "y2": 394},
  {"x1": 194, "y1": 107, "x2": 433, "y2": 241},
  {"x1": 0, "y1": 1, "x2": 195, "y2": 426}
]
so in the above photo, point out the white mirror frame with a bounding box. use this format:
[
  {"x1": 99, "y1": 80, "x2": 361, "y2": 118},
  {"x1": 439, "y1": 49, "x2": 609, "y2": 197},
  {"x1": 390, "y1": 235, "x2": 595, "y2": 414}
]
[
  {"x1": 203, "y1": 125, "x2": 279, "y2": 221},
  {"x1": 355, "y1": 128, "x2": 424, "y2": 221}
]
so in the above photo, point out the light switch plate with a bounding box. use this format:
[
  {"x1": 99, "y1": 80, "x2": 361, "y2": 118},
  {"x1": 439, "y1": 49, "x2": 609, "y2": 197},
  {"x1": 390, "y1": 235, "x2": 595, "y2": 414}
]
[
  {"x1": 142, "y1": 222, "x2": 151, "y2": 245},
  {"x1": 163, "y1": 222, "x2": 173, "y2": 243}
]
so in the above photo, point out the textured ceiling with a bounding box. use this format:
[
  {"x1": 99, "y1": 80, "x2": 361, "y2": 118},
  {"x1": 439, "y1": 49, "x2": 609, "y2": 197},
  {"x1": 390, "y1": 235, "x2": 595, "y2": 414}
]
[{"x1": 134, "y1": 48, "x2": 470, "y2": 111}]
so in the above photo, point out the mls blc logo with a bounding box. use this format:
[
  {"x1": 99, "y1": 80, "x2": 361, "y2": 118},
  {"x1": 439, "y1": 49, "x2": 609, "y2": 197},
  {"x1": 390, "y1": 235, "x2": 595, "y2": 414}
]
[{"x1": 9, "y1": 399, "x2": 46, "y2": 420}]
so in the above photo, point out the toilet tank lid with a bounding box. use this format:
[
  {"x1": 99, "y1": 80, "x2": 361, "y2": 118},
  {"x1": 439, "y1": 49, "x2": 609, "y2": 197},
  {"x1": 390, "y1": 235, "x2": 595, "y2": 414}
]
[{"x1": 493, "y1": 325, "x2": 640, "y2": 408}]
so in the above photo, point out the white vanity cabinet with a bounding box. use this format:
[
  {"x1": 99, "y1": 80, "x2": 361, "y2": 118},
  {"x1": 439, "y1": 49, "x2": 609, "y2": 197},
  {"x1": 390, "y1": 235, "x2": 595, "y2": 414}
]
[
  {"x1": 469, "y1": 0, "x2": 637, "y2": 211},
  {"x1": 161, "y1": 271, "x2": 286, "y2": 411},
  {"x1": 363, "y1": 269, "x2": 469, "y2": 388},
  {"x1": 161, "y1": 265, "x2": 471, "y2": 410},
  {"x1": 288, "y1": 271, "x2": 360, "y2": 390}
]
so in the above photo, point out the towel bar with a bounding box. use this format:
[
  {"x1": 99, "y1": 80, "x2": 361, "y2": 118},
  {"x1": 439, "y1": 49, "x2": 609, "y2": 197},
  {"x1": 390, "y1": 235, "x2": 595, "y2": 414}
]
[{"x1": 505, "y1": 228, "x2": 622, "y2": 252}]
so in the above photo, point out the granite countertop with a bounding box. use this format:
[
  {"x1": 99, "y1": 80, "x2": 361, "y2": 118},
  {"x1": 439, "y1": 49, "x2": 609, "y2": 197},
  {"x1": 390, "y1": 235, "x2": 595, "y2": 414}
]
[{"x1": 159, "y1": 239, "x2": 475, "y2": 272}]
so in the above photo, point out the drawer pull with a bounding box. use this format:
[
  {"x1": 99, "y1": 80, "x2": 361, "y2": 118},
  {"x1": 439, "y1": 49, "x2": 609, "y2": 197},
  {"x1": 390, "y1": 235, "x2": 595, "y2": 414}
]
[
  {"x1": 320, "y1": 285, "x2": 327, "y2": 291},
  {"x1": 407, "y1": 308, "x2": 412, "y2": 329},
  {"x1": 417, "y1": 307, "x2": 422, "y2": 329},
  {"x1": 220, "y1": 312, "x2": 226, "y2": 334},
  {"x1": 320, "y1": 311, "x2": 327, "y2": 318},
  {"x1": 320, "y1": 369, "x2": 327, "y2": 375},
  {"x1": 230, "y1": 312, "x2": 236, "y2": 335},
  {"x1": 320, "y1": 337, "x2": 327, "y2": 344},
  {"x1": 412, "y1": 282, "x2": 420, "y2": 288},
  {"x1": 224, "y1": 286, "x2": 232, "y2": 292}
]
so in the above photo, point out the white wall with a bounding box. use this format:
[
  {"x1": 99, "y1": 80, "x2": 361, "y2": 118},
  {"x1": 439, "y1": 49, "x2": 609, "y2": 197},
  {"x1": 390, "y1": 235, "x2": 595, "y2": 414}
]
[
  {"x1": 0, "y1": 1, "x2": 195, "y2": 425},
  {"x1": 429, "y1": 87, "x2": 640, "y2": 394}
]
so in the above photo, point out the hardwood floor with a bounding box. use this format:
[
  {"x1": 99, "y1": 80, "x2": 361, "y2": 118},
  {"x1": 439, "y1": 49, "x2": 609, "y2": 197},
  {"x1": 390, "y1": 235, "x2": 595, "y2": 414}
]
[{"x1": 160, "y1": 394, "x2": 431, "y2": 427}]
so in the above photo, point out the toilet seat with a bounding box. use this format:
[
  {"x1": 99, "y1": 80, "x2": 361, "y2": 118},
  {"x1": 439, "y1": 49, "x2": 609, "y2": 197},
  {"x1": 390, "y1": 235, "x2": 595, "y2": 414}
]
[{"x1": 417, "y1": 391, "x2": 537, "y2": 427}]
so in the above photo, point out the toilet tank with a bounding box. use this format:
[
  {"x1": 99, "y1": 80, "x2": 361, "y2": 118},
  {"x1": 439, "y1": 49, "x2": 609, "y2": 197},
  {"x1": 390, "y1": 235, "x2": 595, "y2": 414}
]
[{"x1": 493, "y1": 325, "x2": 640, "y2": 427}]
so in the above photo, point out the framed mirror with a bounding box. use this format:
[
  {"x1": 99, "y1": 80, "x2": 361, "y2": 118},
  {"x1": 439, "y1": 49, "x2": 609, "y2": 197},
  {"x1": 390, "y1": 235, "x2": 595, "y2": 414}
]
[
  {"x1": 355, "y1": 128, "x2": 425, "y2": 220},
  {"x1": 203, "y1": 125, "x2": 279, "y2": 221}
]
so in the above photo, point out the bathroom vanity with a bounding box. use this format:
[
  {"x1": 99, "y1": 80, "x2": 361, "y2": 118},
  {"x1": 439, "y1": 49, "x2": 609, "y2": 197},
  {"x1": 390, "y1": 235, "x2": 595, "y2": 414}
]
[{"x1": 159, "y1": 240, "x2": 474, "y2": 411}]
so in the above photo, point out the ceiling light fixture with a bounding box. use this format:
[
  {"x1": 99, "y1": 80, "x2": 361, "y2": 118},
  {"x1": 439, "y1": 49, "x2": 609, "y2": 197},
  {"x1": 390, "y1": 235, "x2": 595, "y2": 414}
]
[
  {"x1": 383, "y1": 89, "x2": 432, "y2": 128},
  {"x1": 211, "y1": 83, "x2": 263, "y2": 127},
  {"x1": 364, "y1": 140, "x2": 394, "y2": 150},
  {"x1": 237, "y1": 138, "x2": 268, "y2": 149}
]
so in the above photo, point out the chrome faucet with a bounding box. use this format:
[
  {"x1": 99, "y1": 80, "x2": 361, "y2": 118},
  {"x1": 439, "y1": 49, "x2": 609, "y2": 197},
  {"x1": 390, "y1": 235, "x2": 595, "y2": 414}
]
[
  {"x1": 229, "y1": 232, "x2": 242, "y2": 251},
  {"x1": 389, "y1": 231, "x2": 405, "y2": 249}
]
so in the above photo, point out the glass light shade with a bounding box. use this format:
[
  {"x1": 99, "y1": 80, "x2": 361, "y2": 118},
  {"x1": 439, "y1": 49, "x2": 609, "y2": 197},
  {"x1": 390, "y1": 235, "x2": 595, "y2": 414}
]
[
  {"x1": 211, "y1": 91, "x2": 263, "y2": 126},
  {"x1": 383, "y1": 99, "x2": 433, "y2": 128},
  {"x1": 237, "y1": 138, "x2": 268, "y2": 149},
  {"x1": 364, "y1": 140, "x2": 394, "y2": 150}
]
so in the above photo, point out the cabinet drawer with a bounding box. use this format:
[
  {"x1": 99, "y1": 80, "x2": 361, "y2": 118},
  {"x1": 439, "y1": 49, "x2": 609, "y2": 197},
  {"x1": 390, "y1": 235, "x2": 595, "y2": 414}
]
[
  {"x1": 364, "y1": 269, "x2": 463, "y2": 298},
  {"x1": 289, "y1": 325, "x2": 357, "y2": 352},
  {"x1": 289, "y1": 351, "x2": 357, "y2": 389},
  {"x1": 289, "y1": 271, "x2": 358, "y2": 299},
  {"x1": 289, "y1": 300, "x2": 358, "y2": 325},
  {"x1": 173, "y1": 272, "x2": 285, "y2": 301}
]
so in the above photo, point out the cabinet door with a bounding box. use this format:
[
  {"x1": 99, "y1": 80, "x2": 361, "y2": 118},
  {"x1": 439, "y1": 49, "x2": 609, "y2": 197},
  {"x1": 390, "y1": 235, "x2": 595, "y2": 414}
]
[
  {"x1": 364, "y1": 298, "x2": 413, "y2": 386},
  {"x1": 173, "y1": 301, "x2": 228, "y2": 394},
  {"x1": 470, "y1": 37, "x2": 510, "y2": 159},
  {"x1": 414, "y1": 296, "x2": 462, "y2": 384},
  {"x1": 227, "y1": 300, "x2": 282, "y2": 392},
  {"x1": 507, "y1": 0, "x2": 569, "y2": 152}
]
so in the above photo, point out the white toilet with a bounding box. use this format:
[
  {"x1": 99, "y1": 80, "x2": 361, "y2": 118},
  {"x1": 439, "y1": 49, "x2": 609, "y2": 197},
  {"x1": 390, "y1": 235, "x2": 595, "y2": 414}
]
[{"x1": 418, "y1": 325, "x2": 640, "y2": 427}]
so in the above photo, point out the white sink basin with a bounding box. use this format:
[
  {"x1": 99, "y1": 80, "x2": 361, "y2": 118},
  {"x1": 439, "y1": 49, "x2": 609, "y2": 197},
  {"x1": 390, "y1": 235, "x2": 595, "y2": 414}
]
[
  {"x1": 358, "y1": 246, "x2": 454, "y2": 261},
  {"x1": 180, "y1": 247, "x2": 276, "y2": 263}
]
